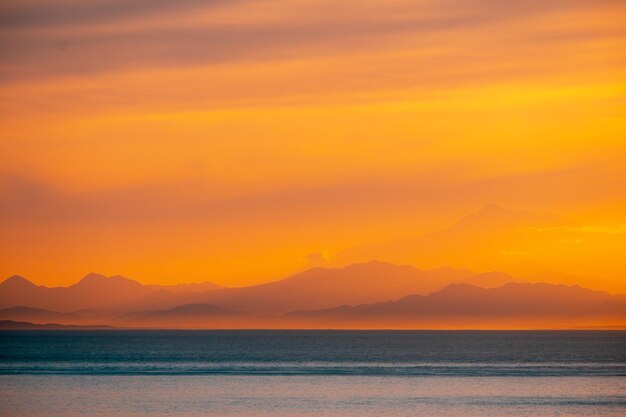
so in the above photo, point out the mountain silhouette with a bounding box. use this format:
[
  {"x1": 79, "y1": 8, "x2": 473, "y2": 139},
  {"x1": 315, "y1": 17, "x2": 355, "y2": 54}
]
[
  {"x1": 157, "y1": 261, "x2": 514, "y2": 314},
  {"x1": 1, "y1": 272, "x2": 624, "y2": 329},
  {"x1": 0, "y1": 273, "x2": 221, "y2": 311},
  {"x1": 0, "y1": 306, "x2": 82, "y2": 324},
  {"x1": 0, "y1": 320, "x2": 114, "y2": 330},
  {"x1": 287, "y1": 282, "x2": 626, "y2": 329},
  {"x1": 118, "y1": 303, "x2": 244, "y2": 328},
  {"x1": 3, "y1": 258, "x2": 625, "y2": 329}
]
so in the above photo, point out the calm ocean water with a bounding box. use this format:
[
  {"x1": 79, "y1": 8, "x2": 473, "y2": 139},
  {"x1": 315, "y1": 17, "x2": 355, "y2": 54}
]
[{"x1": 1, "y1": 330, "x2": 625, "y2": 416}]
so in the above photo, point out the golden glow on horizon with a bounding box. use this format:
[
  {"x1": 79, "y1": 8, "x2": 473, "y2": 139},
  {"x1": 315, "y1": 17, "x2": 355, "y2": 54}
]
[{"x1": 1, "y1": 0, "x2": 625, "y2": 291}]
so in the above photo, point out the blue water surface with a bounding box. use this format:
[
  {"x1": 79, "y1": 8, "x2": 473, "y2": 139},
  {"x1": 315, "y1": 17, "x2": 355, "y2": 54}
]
[{"x1": 1, "y1": 330, "x2": 624, "y2": 376}]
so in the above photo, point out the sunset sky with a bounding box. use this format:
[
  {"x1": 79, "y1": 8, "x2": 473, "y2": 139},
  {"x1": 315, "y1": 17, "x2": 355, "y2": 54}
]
[{"x1": 1, "y1": 0, "x2": 625, "y2": 289}]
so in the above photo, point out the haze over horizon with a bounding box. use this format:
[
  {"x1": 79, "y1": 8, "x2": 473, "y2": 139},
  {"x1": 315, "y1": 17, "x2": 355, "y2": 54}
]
[
  {"x1": 2, "y1": 205, "x2": 625, "y2": 295},
  {"x1": 2, "y1": 259, "x2": 625, "y2": 329}
]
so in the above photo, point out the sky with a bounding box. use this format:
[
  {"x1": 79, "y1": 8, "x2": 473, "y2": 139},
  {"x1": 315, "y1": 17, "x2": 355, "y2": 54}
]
[{"x1": 1, "y1": 0, "x2": 625, "y2": 288}]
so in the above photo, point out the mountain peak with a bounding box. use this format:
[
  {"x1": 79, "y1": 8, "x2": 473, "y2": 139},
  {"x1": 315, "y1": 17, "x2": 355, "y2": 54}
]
[
  {"x1": 79, "y1": 273, "x2": 109, "y2": 283},
  {"x1": 1, "y1": 275, "x2": 35, "y2": 287},
  {"x1": 74, "y1": 273, "x2": 143, "y2": 289},
  {"x1": 433, "y1": 282, "x2": 484, "y2": 296}
]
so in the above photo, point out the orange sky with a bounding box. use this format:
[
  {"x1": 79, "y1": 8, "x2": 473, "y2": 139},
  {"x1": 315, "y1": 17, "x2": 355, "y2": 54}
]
[{"x1": 1, "y1": 0, "x2": 625, "y2": 289}]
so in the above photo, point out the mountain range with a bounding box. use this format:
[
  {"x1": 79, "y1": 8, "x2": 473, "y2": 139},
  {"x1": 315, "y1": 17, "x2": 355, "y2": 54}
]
[
  {"x1": 0, "y1": 261, "x2": 513, "y2": 314},
  {"x1": 0, "y1": 273, "x2": 221, "y2": 312},
  {"x1": 286, "y1": 282, "x2": 626, "y2": 329},
  {"x1": 151, "y1": 261, "x2": 514, "y2": 314},
  {"x1": 1, "y1": 261, "x2": 624, "y2": 329}
]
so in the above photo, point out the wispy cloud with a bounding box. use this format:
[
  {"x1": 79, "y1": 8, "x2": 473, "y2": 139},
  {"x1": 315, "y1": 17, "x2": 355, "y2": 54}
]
[{"x1": 1, "y1": 0, "x2": 624, "y2": 83}]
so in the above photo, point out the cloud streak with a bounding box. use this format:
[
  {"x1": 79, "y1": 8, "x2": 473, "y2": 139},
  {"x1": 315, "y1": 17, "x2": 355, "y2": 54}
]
[
  {"x1": 0, "y1": 0, "x2": 229, "y2": 29},
  {"x1": 1, "y1": 0, "x2": 624, "y2": 83}
]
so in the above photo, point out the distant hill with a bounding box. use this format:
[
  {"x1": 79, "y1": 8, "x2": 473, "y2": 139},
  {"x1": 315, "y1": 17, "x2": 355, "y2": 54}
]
[
  {"x1": 118, "y1": 303, "x2": 244, "y2": 328},
  {"x1": 1, "y1": 262, "x2": 514, "y2": 315},
  {"x1": 0, "y1": 306, "x2": 82, "y2": 324},
  {"x1": 2, "y1": 278, "x2": 624, "y2": 329},
  {"x1": 286, "y1": 282, "x2": 626, "y2": 329},
  {"x1": 0, "y1": 320, "x2": 115, "y2": 330},
  {"x1": 3, "y1": 262, "x2": 625, "y2": 329},
  {"x1": 0, "y1": 274, "x2": 221, "y2": 312},
  {"x1": 160, "y1": 261, "x2": 514, "y2": 314}
]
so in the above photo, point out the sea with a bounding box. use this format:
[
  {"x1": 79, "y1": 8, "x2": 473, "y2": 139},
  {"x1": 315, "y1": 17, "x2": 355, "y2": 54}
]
[{"x1": 0, "y1": 330, "x2": 624, "y2": 416}]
